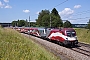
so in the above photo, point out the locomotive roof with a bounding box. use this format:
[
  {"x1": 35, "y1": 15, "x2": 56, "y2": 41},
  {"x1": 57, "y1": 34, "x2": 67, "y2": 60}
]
[
  {"x1": 61, "y1": 28, "x2": 75, "y2": 32},
  {"x1": 51, "y1": 29, "x2": 60, "y2": 32},
  {"x1": 37, "y1": 27, "x2": 45, "y2": 30},
  {"x1": 63, "y1": 28, "x2": 74, "y2": 30}
]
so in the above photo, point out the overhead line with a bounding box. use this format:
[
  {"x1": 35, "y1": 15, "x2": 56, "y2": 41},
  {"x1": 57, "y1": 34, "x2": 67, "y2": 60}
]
[
  {"x1": 71, "y1": 10, "x2": 90, "y2": 16},
  {"x1": 69, "y1": 17, "x2": 90, "y2": 20},
  {"x1": 63, "y1": 10, "x2": 90, "y2": 21},
  {"x1": 49, "y1": 0, "x2": 68, "y2": 10},
  {"x1": 62, "y1": 10, "x2": 90, "y2": 19},
  {"x1": 54, "y1": 0, "x2": 68, "y2": 8},
  {"x1": 30, "y1": 0, "x2": 68, "y2": 17}
]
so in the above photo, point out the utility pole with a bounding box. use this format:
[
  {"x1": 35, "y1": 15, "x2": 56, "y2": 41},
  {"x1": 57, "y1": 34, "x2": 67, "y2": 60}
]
[
  {"x1": 29, "y1": 16, "x2": 30, "y2": 38},
  {"x1": 50, "y1": 16, "x2": 51, "y2": 28},
  {"x1": 26, "y1": 19, "x2": 28, "y2": 27},
  {"x1": 29, "y1": 16, "x2": 30, "y2": 27}
]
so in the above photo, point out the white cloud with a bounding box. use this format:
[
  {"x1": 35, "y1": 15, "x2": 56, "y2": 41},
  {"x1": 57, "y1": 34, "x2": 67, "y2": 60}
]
[
  {"x1": 74, "y1": 5, "x2": 81, "y2": 9},
  {"x1": 0, "y1": 0, "x2": 11, "y2": 9},
  {"x1": 5, "y1": 4, "x2": 12, "y2": 8},
  {"x1": 23, "y1": 10, "x2": 30, "y2": 13},
  {"x1": 4, "y1": 0, "x2": 9, "y2": 3},
  {"x1": 36, "y1": 11, "x2": 40, "y2": 15},
  {"x1": 0, "y1": 1, "x2": 4, "y2": 8},
  {"x1": 59, "y1": 8, "x2": 74, "y2": 19}
]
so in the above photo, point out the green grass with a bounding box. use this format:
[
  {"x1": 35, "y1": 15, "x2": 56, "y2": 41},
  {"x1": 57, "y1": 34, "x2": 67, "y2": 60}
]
[
  {"x1": 0, "y1": 27, "x2": 60, "y2": 60},
  {"x1": 75, "y1": 28, "x2": 90, "y2": 44}
]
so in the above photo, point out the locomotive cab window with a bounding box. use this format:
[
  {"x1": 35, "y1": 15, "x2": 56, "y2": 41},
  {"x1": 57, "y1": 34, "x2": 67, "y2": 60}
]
[
  {"x1": 62, "y1": 32, "x2": 65, "y2": 35},
  {"x1": 66, "y1": 31, "x2": 76, "y2": 37}
]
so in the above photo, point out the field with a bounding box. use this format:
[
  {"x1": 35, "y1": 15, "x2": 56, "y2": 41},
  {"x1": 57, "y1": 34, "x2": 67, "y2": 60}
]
[
  {"x1": 75, "y1": 28, "x2": 90, "y2": 44},
  {"x1": 0, "y1": 27, "x2": 60, "y2": 60}
]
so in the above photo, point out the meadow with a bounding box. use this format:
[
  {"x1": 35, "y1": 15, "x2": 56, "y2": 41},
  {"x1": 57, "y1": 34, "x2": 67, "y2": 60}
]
[
  {"x1": 75, "y1": 28, "x2": 90, "y2": 44},
  {"x1": 0, "y1": 27, "x2": 60, "y2": 60}
]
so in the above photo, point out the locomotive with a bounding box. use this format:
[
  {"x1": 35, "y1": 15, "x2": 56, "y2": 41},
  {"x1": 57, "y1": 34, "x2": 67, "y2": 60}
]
[{"x1": 15, "y1": 27, "x2": 78, "y2": 46}]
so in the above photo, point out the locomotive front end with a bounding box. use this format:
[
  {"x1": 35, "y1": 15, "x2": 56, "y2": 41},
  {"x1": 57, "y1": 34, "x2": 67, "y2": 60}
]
[{"x1": 63, "y1": 28, "x2": 78, "y2": 45}]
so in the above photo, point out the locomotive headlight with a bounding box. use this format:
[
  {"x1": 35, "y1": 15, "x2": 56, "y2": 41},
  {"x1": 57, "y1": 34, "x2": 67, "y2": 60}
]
[{"x1": 75, "y1": 36, "x2": 77, "y2": 40}]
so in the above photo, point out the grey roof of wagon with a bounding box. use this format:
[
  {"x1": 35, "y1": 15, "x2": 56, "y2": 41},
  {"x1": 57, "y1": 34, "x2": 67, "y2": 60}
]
[{"x1": 37, "y1": 27, "x2": 45, "y2": 30}]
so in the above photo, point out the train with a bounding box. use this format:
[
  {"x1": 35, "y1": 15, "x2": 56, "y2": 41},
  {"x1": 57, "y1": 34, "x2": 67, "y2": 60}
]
[{"x1": 14, "y1": 27, "x2": 78, "y2": 46}]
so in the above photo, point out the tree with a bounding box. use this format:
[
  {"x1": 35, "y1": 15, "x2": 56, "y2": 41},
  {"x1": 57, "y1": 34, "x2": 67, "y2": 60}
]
[
  {"x1": 36, "y1": 8, "x2": 63, "y2": 28},
  {"x1": 12, "y1": 20, "x2": 26, "y2": 27},
  {"x1": 36, "y1": 9, "x2": 50, "y2": 27},
  {"x1": 51, "y1": 8, "x2": 59, "y2": 16},
  {"x1": 42, "y1": 14, "x2": 50, "y2": 27},
  {"x1": 63, "y1": 20, "x2": 72, "y2": 28},
  {"x1": 25, "y1": 19, "x2": 28, "y2": 27},
  {"x1": 12, "y1": 21, "x2": 18, "y2": 27},
  {"x1": 51, "y1": 8, "x2": 63, "y2": 28},
  {"x1": 30, "y1": 22, "x2": 36, "y2": 27},
  {"x1": 18, "y1": 20, "x2": 26, "y2": 27}
]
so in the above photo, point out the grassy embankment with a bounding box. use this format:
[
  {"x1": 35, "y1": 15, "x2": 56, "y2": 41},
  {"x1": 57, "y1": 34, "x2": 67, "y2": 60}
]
[
  {"x1": 75, "y1": 28, "x2": 90, "y2": 44},
  {"x1": 0, "y1": 27, "x2": 60, "y2": 60}
]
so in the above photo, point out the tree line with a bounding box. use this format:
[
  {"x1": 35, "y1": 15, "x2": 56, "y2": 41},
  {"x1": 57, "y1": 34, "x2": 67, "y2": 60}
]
[{"x1": 12, "y1": 19, "x2": 36, "y2": 27}]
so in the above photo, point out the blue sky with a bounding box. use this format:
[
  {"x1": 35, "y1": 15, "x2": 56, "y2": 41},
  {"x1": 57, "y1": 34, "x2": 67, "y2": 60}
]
[{"x1": 0, "y1": 0, "x2": 90, "y2": 24}]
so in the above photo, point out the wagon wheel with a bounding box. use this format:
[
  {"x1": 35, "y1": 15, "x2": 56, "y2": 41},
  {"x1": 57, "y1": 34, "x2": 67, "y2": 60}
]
[{"x1": 49, "y1": 39, "x2": 52, "y2": 42}]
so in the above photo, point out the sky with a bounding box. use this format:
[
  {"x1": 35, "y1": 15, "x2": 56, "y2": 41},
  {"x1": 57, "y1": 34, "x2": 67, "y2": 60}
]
[{"x1": 0, "y1": 0, "x2": 90, "y2": 24}]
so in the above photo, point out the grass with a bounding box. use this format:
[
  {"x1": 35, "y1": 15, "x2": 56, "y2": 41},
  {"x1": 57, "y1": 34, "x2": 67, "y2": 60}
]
[
  {"x1": 75, "y1": 28, "x2": 90, "y2": 44},
  {"x1": 0, "y1": 27, "x2": 60, "y2": 60}
]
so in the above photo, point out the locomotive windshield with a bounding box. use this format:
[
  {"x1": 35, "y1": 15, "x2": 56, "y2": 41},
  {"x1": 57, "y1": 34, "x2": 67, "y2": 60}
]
[{"x1": 66, "y1": 31, "x2": 76, "y2": 37}]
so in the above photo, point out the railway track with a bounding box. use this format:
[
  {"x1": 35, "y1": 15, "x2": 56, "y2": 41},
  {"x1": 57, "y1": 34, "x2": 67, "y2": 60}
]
[
  {"x1": 70, "y1": 47, "x2": 90, "y2": 56},
  {"x1": 49, "y1": 40, "x2": 90, "y2": 57},
  {"x1": 78, "y1": 42, "x2": 90, "y2": 48},
  {"x1": 22, "y1": 33, "x2": 90, "y2": 60},
  {"x1": 68, "y1": 42, "x2": 90, "y2": 57}
]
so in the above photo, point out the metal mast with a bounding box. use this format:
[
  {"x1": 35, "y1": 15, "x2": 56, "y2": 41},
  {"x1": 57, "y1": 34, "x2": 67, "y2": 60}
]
[
  {"x1": 50, "y1": 16, "x2": 51, "y2": 28},
  {"x1": 29, "y1": 16, "x2": 30, "y2": 27}
]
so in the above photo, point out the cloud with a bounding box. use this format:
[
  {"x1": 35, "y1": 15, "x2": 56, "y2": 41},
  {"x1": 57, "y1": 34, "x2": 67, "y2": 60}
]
[
  {"x1": 74, "y1": 5, "x2": 81, "y2": 9},
  {"x1": 23, "y1": 10, "x2": 30, "y2": 13},
  {"x1": 59, "y1": 8, "x2": 74, "y2": 19},
  {"x1": 36, "y1": 11, "x2": 40, "y2": 15},
  {"x1": 0, "y1": 0, "x2": 11, "y2": 9},
  {"x1": 5, "y1": 4, "x2": 12, "y2": 8},
  {"x1": 0, "y1": 1, "x2": 4, "y2": 8},
  {"x1": 4, "y1": 0, "x2": 9, "y2": 3}
]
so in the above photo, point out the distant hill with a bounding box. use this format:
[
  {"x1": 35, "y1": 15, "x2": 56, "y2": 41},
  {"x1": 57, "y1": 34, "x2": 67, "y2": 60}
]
[
  {"x1": 72, "y1": 24, "x2": 87, "y2": 28},
  {"x1": 0, "y1": 23, "x2": 12, "y2": 27}
]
